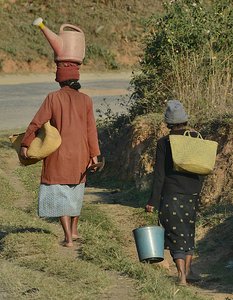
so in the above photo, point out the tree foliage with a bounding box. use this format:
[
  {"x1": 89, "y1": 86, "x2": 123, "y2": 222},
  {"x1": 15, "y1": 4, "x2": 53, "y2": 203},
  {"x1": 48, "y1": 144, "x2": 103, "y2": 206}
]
[{"x1": 130, "y1": 0, "x2": 233, "y2": 119}]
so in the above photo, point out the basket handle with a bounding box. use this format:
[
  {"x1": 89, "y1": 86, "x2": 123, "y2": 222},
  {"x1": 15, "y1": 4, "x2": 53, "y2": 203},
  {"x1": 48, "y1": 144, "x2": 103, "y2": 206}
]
[{"x1": 183, "y1": 130, "x2": 203, "y2": 139}]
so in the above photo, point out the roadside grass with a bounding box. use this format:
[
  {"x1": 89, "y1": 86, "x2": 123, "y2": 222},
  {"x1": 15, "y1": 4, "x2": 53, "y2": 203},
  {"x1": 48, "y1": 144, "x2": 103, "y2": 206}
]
[
  {"x1": 0, "y1": 131, "x2": 210, "y2": 300},
  {"x1": 0, "y1": 0, "x2": 163, "y2": 71},
  {"x1": 0, "y1": 259, "x2": 108, "y2": 300},
  {"x1": 14, "y1": 162, "x2": 41, "y2": 213},
  {"x1": 0, "y1": 133, "x2": 111, "y2": 299},
  {"x1": 79, "y1": 203, "x2": 207, "y2": 300},
  {"x1": 87, "y1": 173, "x2": 233, "y2": 295}
]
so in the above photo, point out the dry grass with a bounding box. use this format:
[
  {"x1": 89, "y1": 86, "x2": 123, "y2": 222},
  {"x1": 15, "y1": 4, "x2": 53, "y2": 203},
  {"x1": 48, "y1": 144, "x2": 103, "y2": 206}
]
[
  {"x1": 0, "y1": 0, "x2": 163, "y2": 71},
  {"x1": 169, "y1": 50, "x2": 233, "y2": 118}
]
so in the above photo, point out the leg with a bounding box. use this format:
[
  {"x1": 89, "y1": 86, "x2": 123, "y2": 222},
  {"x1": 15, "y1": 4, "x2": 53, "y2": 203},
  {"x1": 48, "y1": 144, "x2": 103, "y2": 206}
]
[
  {"x1": 185, "y1": 254, "x2": 193, "y2": 277},
  {"x1": 170, "y1": 250, "x2": 187, "y2": 285},
  {"x1": 175, "y1": 258, "x2": 187, "y2": 285},
  {"x1": 59, "y1": 216, "x2": 73, "y2": 247},
  {"x1": 71, "y1": 216, "x2": 79, "y2": 239},
  {"x1": 185, "y1": 251, "x2": 201, "y2": 281}
]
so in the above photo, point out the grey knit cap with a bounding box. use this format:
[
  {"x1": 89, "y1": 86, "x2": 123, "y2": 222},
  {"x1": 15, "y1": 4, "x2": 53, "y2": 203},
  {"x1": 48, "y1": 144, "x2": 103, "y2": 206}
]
[{"x1": 164, "y1": 100, "x2": 188, "y2": 124}]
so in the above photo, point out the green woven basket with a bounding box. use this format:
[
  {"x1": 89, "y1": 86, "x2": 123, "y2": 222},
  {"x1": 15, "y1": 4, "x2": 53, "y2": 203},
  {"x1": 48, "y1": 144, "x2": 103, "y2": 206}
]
[{"x1": 169, "y1": 131, "x2": 218, "y2": 175}]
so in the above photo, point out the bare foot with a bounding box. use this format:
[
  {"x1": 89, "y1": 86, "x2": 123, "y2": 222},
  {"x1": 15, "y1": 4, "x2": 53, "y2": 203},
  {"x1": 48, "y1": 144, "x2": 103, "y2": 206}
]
[
  {"x1": 62, "y1": 241, "x2": 74, "y2": 248},
  {"x1": 72, "y1": 234, "x2": 79, "y2": 240},
  {"x1": 178, "y1": 272, "x2": 187, "y2": 286},
  {"x1": 177, "y1": 282, "x2": 188, "y2": 286},
  {"x1": 60, "y1": 239, "x2": 74, "y2": 248}
]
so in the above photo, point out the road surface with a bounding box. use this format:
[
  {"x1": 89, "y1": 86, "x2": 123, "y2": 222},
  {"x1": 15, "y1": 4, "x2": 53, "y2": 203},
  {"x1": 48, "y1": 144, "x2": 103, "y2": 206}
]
[{"x1": 0, "y1": 72, "x2": 132, "y2": 130}]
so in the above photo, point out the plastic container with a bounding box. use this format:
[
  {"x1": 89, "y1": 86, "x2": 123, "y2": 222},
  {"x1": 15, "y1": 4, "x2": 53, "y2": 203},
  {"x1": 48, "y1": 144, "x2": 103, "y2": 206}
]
[{"x1": 133, "y1": 225, "x2": 164, "y2": 262}]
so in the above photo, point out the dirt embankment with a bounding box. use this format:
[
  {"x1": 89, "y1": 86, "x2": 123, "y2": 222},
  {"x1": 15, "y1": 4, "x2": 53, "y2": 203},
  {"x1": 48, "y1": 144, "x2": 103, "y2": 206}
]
[{"x1": 100, "y1": 115, "x2": 233, "y2": 206}]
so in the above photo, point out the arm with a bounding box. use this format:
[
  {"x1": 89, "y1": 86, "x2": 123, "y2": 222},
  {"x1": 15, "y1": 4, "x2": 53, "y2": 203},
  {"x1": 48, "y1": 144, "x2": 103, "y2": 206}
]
[
  {"x1": 20, "y1": 95, "x2": 52, "y2": 157},
  {"x1": 146, "y1": 138, "x2": 166, "y2": 211},
  {"x1": 87, "y1": 97, "x2": 101, "y2": 162}
]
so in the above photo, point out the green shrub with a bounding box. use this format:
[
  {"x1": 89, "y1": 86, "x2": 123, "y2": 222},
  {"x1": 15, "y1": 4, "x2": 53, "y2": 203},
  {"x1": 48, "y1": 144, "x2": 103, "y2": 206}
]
[{"x1": 130, "y1": 0, "x2": 233, "y2": 119}]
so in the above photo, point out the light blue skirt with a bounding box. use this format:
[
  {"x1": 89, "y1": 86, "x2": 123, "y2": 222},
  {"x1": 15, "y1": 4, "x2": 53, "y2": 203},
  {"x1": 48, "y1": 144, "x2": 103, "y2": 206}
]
[{"x1": 38, "y1": 183, "x2": 85, "y2": 217}]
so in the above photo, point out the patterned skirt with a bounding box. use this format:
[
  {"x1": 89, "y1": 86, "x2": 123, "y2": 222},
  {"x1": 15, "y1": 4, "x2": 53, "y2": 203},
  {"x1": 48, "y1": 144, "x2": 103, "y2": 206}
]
[
  {"x1": 159, "y1": 193, "x2": 199, "y2": 252},
  {"x1": 38, "y1": 183, "x2": 85, "y2": 217}
]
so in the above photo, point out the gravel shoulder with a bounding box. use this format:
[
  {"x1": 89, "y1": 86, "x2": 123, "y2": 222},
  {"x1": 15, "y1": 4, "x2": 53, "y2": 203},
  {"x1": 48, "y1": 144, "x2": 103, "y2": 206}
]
[{"x1": 0, "y1": 71, "x2": 132, "y2": 85}]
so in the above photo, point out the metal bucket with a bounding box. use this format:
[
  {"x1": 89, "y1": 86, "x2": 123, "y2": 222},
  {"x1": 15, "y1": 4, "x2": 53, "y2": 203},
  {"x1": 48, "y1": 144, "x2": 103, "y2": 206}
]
[{"x1": 133, "y1": 225, "x2": 164, "y2": 262}]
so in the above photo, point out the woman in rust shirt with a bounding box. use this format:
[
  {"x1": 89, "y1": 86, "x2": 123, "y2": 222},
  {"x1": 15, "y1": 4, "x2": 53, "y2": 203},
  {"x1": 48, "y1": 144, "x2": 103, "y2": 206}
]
[{"x1": 21, "y1": 62, "x2": 100, "y2": 247}]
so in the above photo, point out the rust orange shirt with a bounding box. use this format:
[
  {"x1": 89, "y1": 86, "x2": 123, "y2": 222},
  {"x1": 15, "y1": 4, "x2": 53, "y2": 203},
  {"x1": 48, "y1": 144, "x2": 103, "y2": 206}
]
[{"x1": 21, "y1": 86, "x2": 100, "y2": 184}]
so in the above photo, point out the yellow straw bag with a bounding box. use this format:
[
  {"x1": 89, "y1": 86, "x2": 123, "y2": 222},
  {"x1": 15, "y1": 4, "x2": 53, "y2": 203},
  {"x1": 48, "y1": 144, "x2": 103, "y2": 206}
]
[
  {"x1": 9, "y1": 121, "x2": 62, "y2": 166},
  {"x1": 169, "y1": 130, "x2": 218, "y2": 175}
]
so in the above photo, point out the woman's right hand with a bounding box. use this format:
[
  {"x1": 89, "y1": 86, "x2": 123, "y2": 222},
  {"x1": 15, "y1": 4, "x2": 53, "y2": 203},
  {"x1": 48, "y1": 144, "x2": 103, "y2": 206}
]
[
  {"x1": 145, "y1": 204, "x2": 154, "y2": 213},
  {"x1": 20, "y1": 146, "x2": 28, "y2": 159},
  {"x1": 88, "y1": 156, "x2": 99, "y2": 172}
]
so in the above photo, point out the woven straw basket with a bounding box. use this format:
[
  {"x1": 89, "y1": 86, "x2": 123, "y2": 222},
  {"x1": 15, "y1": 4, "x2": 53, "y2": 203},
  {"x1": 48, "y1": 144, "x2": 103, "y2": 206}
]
[
  {"x1": 169, "y1": 131, "x2": 218, "y2": 175},
  {"x1": 9, "y1": 121, "x2": 62, "y2": 166}
]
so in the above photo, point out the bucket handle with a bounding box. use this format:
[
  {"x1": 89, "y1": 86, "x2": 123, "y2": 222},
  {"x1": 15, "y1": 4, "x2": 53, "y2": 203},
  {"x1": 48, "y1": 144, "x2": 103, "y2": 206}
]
[
  {"x1": 60, "y1": 24, "x2": 84, "y2": 34},
  {"x1": 157, "y1": 210, "x2": 164, "y2": 228},
  {"x1": 157, "y1": 218, "x2": 165, "y2": 229},
  {"x1": 157, "y1": 219, "x2": 162, "y2": 227}
]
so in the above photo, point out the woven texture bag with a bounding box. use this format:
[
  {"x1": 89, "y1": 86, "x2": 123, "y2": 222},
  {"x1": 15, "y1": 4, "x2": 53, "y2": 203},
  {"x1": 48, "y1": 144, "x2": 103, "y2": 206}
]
[
  {"x1": 169, "y1": 130, "x2": 218, "y2": 175},
  {"x1": 9, "y1": 121, "x2": 62, "y2": 166}
]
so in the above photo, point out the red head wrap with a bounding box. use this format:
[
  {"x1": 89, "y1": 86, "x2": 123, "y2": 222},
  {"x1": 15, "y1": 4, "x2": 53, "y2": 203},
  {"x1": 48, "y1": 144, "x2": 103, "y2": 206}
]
[{"x1": 55, "y1": 62, "x2": 80, "y2": 82}]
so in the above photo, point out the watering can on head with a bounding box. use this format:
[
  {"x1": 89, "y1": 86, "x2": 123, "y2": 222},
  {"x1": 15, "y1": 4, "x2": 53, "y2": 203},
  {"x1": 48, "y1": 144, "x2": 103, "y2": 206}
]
[{"x1": 33, "y1": 17, "x2": 85, "y2": 64}]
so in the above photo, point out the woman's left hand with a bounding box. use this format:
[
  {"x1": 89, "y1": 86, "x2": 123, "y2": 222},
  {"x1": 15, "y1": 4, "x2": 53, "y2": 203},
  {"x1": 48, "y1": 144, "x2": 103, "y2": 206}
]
[{"x1": 20, "y1": 146, "x2": 28, "y2": 159}]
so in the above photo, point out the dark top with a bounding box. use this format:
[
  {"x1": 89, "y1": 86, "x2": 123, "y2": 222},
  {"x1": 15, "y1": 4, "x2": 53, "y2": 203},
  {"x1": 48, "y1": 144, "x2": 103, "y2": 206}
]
[{"x1": 147, "y1": 129, "x2": 204, "y2": 208}]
